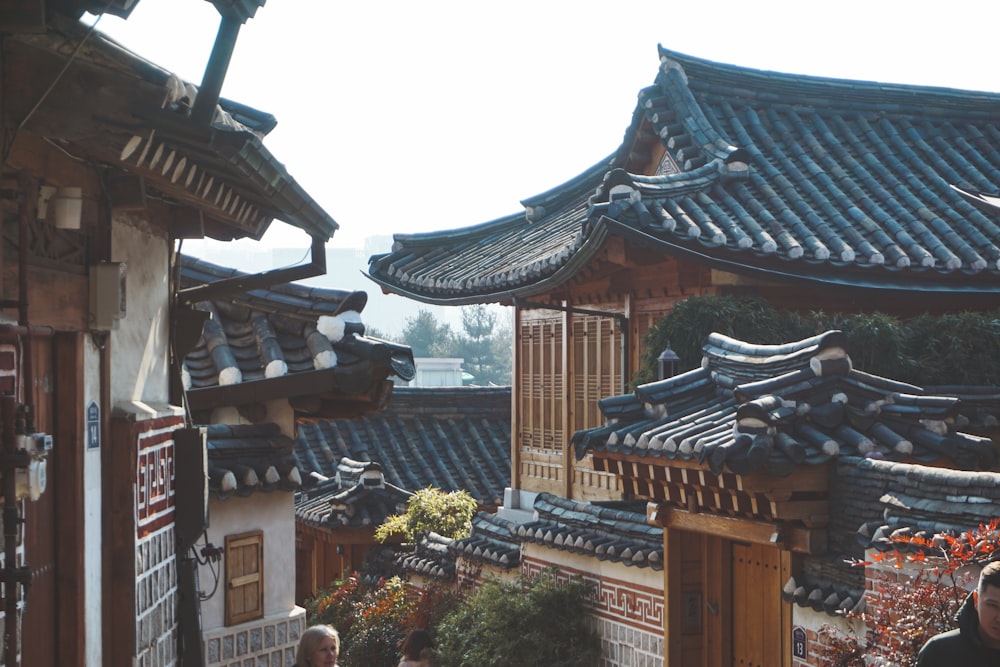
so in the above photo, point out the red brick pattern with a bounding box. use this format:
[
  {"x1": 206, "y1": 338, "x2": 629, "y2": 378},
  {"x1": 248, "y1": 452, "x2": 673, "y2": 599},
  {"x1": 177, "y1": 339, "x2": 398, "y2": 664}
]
[{"x1": 135, "y1": 416, "x2": 182, "y2": 537}]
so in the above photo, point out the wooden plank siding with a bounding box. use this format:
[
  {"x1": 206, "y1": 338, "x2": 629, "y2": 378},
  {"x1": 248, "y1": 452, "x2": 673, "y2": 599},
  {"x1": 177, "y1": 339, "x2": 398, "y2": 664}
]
[
  {"x1": 52, "y1": 333, "x2": 85, "y2": 667},
  {"x1": 20, "y1": 335, "x2": 58, "y2": 667}
]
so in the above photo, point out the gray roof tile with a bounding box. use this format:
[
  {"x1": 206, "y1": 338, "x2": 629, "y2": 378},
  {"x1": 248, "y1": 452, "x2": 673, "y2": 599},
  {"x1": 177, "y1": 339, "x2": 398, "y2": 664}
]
[
  {"x1": 294, "y1": 387, "x2": 511, "y2": 506},
  {"x1": 205, "y1": 422, "x2": 301, "y2": 498},
  {"x1": 574, "y1": 330, "x2": 998, "y2": 475},
  {"x1": 180, "y1": 255, "x2": 414, "y2": 417},
  {"x1": 295, "y1": 460, "x2": 411, "y2": 529},
  {"x1": 369, "y1": 48, "x2": 1000, "y2": 303}
]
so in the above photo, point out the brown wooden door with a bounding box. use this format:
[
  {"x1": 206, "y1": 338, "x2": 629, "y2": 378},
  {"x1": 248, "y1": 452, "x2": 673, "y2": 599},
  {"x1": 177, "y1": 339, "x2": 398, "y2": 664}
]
[{"x1": 730, "y1": 542, "x2": 783, "y2": 667}]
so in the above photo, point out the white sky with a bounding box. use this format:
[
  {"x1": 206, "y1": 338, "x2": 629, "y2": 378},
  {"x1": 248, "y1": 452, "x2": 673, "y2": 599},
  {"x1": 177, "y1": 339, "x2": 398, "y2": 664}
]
[{"x1": 93, "y1": 0, "x2": 1000, "y2": 255}]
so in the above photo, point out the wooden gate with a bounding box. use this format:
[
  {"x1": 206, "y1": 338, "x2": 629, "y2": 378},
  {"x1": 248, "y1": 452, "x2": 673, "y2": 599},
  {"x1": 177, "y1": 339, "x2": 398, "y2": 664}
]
[{"x1": 730, "y1": 542, "x2": 785, "y2": 667}]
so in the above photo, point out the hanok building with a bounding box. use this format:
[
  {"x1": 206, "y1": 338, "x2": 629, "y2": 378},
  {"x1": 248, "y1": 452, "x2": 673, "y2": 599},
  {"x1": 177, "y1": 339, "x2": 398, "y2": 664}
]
[
  {"x1": 0, "y1": 0, "x2": 404, "y2": 664},
  {"x1": 178, "y1": 256, "x2": 414, "y2": 666},
  {"x1": 573, "y1": 329, "x2": 997, "y2": 665},
  {"x1": 367, "y1": 46, "x2": 1000, "y2": 666},
  {"x1": 293, "y1": 385, "x2": 511, "y2": 598}
]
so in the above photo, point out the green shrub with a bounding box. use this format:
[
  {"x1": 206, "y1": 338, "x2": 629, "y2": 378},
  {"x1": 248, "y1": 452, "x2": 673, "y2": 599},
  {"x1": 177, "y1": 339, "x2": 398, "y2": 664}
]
[
  {"x1": 435, "y1": 569, "x2": 600, "y2": 667},
  {"x1": 375, "y1": 487, "x2": 477, "y2": 543},
  {"x1": 634, "y1": 296, "x2": 1000, "y2": 388}
]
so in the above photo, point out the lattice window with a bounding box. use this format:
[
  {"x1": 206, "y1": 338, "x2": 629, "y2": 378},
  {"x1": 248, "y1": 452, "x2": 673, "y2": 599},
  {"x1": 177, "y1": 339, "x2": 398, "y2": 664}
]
[
  {"x1": 517, "y1": 317, "x2": 563, "y2": 453},
  {"x1": 225, "y1": 530, "x2": 264, "y2": 626},
  {"x1": 572, "y1": 315, "x2": 624, "y2": 434}
]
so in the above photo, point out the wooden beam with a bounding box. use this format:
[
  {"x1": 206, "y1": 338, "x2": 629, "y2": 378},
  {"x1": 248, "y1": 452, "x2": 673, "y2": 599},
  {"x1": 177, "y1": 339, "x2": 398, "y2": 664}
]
[
  {"x1": 107, "y1": 416, "x2": 138, "y2": 667},
  {"x1": 648, "y1": 503, "x2": 826, "y2": 555},
  {"x1": 54, "y1": 333, "x2": 85, "y2": 667}
]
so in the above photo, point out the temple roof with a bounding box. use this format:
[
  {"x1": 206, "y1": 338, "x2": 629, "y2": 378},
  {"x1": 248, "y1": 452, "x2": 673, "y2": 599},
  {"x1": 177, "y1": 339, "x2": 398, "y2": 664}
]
[
  {"x1": 368, "y1": 47, "x2": 1000, "y2": 304},
  {"x1": 294, "y1": 386, "x2": 511, "y2": 507},
  {"x1": 572, "y1": 330, "x2": 999, "y2": 476},
  {"x1": 179, "y1": 255, "x2": 415, "y2": 420}
]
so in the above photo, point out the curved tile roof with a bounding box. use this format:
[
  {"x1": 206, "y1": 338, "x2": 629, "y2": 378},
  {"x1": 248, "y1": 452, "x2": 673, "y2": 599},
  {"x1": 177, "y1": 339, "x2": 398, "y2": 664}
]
[
  {"x1": 513, "y1": 493, "x2": 663, "y2": 570},
  {"x1": 366, "y1": 160, "x2": 610, "y2": 305},
  {"x1": 13, "y1": 15, "x2": 336, "y2": 241},
  {"x1": 573, "y1": 330, "x2": 998, "y2": 475},
  {"x1": 853, "y1": 458, "x2": 1000, "y2": 551},
  {"x1": 295, "y1": 460, "x2": 412, "y2": 529},
  {"x1": 396, "y1": 532, "x2": 457, "y2": 581},
  {"x1": 294, "y1": 387, "x2": 511, "y2": 506},
  {"x1": 180, "y1": 255, "x2": 415, "y2": 417},
  {"x1": 782, "y1": 570, "x2": 865, "y2": 618},
  {"x1": 205, "y1": 422, "x2": 302, "y2": 499},
  {"x1": 369, "y1": 47, "x2": 1000, "y2": 303},
  {"x1": 449, "y1": 512, "x2": 521, "y2": 570}
]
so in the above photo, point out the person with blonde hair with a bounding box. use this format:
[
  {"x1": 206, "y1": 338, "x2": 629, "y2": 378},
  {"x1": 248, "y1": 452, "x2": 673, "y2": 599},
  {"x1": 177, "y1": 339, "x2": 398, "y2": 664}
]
[{"x1": 296, "y1": 624, "x2": 340, "y2": 667}]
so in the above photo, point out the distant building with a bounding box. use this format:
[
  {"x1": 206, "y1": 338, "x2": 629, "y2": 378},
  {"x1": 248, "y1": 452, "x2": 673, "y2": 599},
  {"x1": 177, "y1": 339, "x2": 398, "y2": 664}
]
[{"x1": 407, "y1": 358, "x2": 465, "y2": 387}]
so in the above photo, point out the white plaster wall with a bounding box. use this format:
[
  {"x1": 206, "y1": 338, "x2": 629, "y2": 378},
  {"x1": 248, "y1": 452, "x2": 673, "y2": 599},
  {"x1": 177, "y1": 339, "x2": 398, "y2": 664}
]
[
  {"x1": 524, "y1": 545, "x2": 664, "y2": 591},
  {"x1": 792, "y1": 604, "x2": 856, "y2": 636},
  {"x1": 199, "y1": 492, "x2": 297, "y2": 632},
  {"x1": 211, "y1": 400, "x2": 296, "y2": 438},
  {"x1": 83, "y1": 336, "x2": 103, "y2": 666},
  {"x1": 110, "y1": 214, "x2": 171, "y2": 405}
]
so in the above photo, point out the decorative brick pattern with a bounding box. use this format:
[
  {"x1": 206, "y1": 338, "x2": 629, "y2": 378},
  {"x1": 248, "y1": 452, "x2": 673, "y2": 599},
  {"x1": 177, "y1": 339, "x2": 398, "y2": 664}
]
[
  {"x1": 204, "y1": 609, "x2": 306, "y2": 667},
  {"x1": 137, "y1": 422, "x2": 178, "y2": 536},
  {"x1": 522, "y1": 557, "x2": 663, "y2": 667}
]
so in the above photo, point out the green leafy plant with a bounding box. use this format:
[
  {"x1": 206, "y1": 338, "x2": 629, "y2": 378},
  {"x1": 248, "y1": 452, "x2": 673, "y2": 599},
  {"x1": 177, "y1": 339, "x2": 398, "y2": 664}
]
[
  {"x1": 633, "y1": 295, "x2": 808, "y2": 386},
  {"x1": 435, "y1": 569, "x2": 600, "y2": 667},
  {"x1": 633, "y1": 296, "x2": 1000, "y2": 388},
  {"x1": 375, "y1": 487, "x2": 477, "y2": 543}
]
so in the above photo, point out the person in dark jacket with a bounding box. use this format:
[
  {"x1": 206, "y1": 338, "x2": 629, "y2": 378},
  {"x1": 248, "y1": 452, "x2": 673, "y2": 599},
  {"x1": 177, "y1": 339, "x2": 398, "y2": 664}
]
[{"x1": 916, "y1": 560, "x2": 1000, "y2": 666}]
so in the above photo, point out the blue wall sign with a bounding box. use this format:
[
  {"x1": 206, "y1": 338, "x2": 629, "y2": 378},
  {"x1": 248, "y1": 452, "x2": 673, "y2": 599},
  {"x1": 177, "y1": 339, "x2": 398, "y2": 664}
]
[{"x1": 87, "y1": 400, "x2": 100, "y2": 449}]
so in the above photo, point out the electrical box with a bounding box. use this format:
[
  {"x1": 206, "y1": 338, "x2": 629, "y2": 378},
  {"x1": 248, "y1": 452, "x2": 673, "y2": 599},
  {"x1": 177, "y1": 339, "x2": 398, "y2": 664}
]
[{"x1": 90, "y1": 262, "x2": 127, "y2": 330}]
